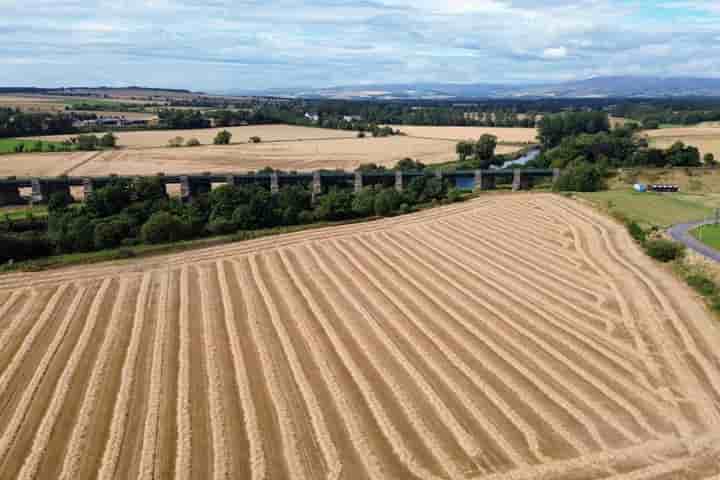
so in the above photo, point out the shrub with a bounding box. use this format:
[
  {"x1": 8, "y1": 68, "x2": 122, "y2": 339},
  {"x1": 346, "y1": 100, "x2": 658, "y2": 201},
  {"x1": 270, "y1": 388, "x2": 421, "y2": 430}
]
[
  {"x1": 214, "y1": 130, "x2": 232, "y2": 145},
  {"x1": 141, "y1": 212, "x2": 186, "y2": 244},
  {"x1": 232, "y1": 204, "x2": 258, "y2": 230},
  {"x1": 644, "y1": 239, "x2": 685, "y2": 262},
  {"x1": 314, "y1": 189, "x2": 354, "y2": 221},
  {"x1": 357, "y1": 131, "x2": 366, "y2": 138},
  {"x1": 94, "y1": 217, "x2": 131, "y2": 250},
  {"x1": 113, "y1": 248, "x2": 137, "y2": 259},
  {"x1": 298, "y1": 210, "x2": 315, "y2": 224},
  {"x1": 0, "y1": 233, "x2": 53, "y2": 263},
  {"x1": 207, "y1": 216, "x2": 238, "y2": 235},
  {"x1": 374, "y1": 189, "x2": 402, "y2": 216},
  {"x1": 76, "y1": 134, "x2": 99, "y2": 151},
  {"x1": 447, "y1": 188, "x2": 462, "y2": 203},
  {"x1": 48, "y1": 190, "x2": 73, "y2": 213},
  {"x1": 686, "y1": 273, "x2": 718, "y2": 297},
  {"x1": 351, "y1": 188, "x2": 377, "y2": 217},
  {"x1": 100, "y1": 132, "x2": 117, "y2": 148},
  {"x1": 553, "y1": 161, "x2": 605, "y2": 192},
  {"x1": 626, "y1": 220, "x2": 647, "y2": 244},
  {"x1": 249, "y1": 136, "x2": 261, "y2": 143},
  {"x1": 186, "y1": 137, "x2": 201, "y2": 147}
]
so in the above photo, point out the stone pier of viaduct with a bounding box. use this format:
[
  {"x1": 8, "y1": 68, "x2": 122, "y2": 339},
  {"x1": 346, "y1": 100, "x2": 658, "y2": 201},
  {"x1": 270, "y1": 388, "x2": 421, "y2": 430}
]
[{"x1": 0, "y1": 168, "x2": 560, "y2": 206}]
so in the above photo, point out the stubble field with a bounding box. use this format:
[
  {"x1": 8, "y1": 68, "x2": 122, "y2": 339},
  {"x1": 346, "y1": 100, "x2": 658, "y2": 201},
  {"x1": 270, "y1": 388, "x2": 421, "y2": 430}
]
[
  {"x1": 0, "y1": 136, "x2": 521, "y2": 178},
  {"x1": 0, "y1": 194, "x2": 719, "y2": 479},
  {"x1": 22, "y1": 125, "x2": 358, "y2": 149},
  {"x1": 645, "y1": 126, "x2": 720, "y2": 159},
  {"x1": 390, "y1": 126, "x2": 538, "y2": 144}
]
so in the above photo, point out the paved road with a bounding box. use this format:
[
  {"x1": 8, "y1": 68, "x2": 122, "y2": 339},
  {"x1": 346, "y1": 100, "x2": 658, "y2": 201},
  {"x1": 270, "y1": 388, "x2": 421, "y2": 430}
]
[{"x1": 668, "y1": 220, "x2": 720, "y2": 262}]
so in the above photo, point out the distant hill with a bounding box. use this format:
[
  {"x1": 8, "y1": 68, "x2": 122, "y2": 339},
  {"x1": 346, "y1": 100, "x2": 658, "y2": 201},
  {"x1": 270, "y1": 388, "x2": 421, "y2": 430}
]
[{"x1": 232, "y1": 76, "x2": 720, "y2": 100}]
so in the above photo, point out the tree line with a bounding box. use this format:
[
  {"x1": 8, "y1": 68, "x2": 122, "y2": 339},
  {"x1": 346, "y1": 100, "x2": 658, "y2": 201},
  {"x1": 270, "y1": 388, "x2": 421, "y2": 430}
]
[{"x1": 0, "y1": 164, "x2": 462, "y2": 264}]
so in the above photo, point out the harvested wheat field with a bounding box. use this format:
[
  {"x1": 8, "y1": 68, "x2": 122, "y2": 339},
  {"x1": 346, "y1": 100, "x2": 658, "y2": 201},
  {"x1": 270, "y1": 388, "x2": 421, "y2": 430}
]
[
  {"x1": 1, "y1": 194, "x2": 720, "y2": 479},
  {"x1": 0, "y1": 151, "x2": 104, "y2": 177},
  {"x1": 391, "y1": 126, "x2": 538, "y2": 144},
  {"x1": 645, "y1": 126, "x2": 720, "y2": 159},
  {"x1": 8, "y1": 136, "x2": 520, "y2": 177},
  {"x1": 23, "y1": 125, "x2": 358, "y2": 148}
]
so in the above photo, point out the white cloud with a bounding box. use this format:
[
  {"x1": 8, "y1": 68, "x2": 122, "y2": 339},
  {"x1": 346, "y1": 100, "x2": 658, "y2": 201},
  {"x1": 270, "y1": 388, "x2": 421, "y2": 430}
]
[
  {"x1": 0, "y1": 0, "x2": 719, "y2": 89},
  {"x1": 542, "y1": 46, "x2": 568, "y2": 59}
]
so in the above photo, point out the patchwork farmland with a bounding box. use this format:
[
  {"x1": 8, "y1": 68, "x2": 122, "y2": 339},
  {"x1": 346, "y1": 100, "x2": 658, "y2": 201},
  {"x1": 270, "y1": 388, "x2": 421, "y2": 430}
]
[{"x1": 0, "y1": 194, "x2": 719, "y2": 479}]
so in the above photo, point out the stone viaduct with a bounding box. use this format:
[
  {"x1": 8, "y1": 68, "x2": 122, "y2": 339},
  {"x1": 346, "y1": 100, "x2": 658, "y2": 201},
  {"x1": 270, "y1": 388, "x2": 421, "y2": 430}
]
[{"x1": 0, "y1": 168, "x2": 560, "y2": 206}]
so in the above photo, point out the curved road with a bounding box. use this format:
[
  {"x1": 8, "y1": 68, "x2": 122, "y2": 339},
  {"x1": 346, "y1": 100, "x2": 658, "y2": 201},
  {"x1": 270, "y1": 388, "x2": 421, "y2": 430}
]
[{"x1": 668, "y1": 220, "x2": 720, "y2": 262}]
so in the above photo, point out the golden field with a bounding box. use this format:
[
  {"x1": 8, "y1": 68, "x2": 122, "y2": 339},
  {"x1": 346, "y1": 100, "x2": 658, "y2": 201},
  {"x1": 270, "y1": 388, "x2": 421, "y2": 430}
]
[
  {"x1": 390, "y1": 126, "x2": 538, "y2": 144},
  {"x1": 645, "y1": 126, "x2": 720, "y2": 159},
  {"x1": 1, "y1": 135, "x2": 522, "y2": 178},
  {"x1": 0, "y1": 194, "x2": 719, "y2": 479},
  {"x1": 22, "y1": 125, "x2": 358, "y2": 149}
]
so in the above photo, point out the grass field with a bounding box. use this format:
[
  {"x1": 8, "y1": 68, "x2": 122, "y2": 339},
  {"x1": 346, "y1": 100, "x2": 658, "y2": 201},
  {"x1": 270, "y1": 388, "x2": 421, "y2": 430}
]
[
  {"x1": 0, "y1": 205, "x2": 49, "y2": 220},
  {"x1": 577, "y1": 190, "x2": 716, "y2": 227},
  {"x1": 1, "y1": 194, "x2": 719, "y2": 479},
  {"x1": 691, "y1": 223, "x2": 720, "y2": 250},
  {"x1": 0, "y1": 139, "x2": 66, "y2": 155}
]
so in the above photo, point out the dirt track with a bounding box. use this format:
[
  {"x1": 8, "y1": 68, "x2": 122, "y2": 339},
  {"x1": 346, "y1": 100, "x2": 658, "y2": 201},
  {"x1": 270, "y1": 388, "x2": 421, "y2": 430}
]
[{"x1": 1, "y1": 194, "x2": 720, "y2": 479}]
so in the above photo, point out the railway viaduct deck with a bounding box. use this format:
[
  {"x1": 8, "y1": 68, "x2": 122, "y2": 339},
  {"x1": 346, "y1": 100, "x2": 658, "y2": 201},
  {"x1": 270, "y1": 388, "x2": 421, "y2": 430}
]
[{"x1": 0, "y1": 168, "x2": 559, "y2": 205}]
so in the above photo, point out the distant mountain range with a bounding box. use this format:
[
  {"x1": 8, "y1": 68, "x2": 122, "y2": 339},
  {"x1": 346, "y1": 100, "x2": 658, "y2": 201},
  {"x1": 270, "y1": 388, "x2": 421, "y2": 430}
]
[{"x1": 232, "y1": 76, "x2": 720, "y2": 100}]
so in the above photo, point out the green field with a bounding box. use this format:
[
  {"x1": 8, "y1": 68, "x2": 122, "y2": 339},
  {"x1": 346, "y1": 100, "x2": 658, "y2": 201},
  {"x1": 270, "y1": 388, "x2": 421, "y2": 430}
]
[
  {"x1": 0, "y1": 138, "x2": 67, "y2": 154},
  {"x1": 0, "y1": 205, "x2": 49, "y2": 220},
  {"x1": 577, "y1": 190, "x2": 717, "y2": 227},
  {"x1": 691, "y1": 223, "x2": 720, "y2": 250}
]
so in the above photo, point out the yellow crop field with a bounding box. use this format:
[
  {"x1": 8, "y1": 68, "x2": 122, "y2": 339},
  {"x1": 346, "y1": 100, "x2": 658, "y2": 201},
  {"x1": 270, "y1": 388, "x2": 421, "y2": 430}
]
[
  {"x1": 1, "y1": 136, "x2": 522, "y2": 177},
  {"x1": 23, "y1": 125, "x2": 358, "y2": 148},
  {"x1": 0, "y1": 194, "x2": 719, "y2": 479},
  {"x1": 391, "y1": 125, "x2": 538, "y2": 144},
  {"x1": 645, "y1": 126, "x2": 720, "y2": 159}
]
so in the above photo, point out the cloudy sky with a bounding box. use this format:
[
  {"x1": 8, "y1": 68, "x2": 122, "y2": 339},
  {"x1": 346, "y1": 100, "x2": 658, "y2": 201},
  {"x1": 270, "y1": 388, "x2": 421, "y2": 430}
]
[{"x1": 1, "y1": 0, "x2": 719, "y2": 91}]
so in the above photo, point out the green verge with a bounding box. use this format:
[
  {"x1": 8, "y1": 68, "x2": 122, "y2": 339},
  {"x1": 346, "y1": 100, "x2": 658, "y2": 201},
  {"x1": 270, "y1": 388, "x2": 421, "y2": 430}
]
[
  {"x1": 0, "y1": 138, "x2": 68, "y2": 154},
  {"x1": 0, "y1": 205, "x2": 50, "y2": 220},
  {"x1": 0, "y1": 192, "x2": 478, "y2": 274},
  {"x1": 577, "y1": 190, "x2": 714, "y2": 228},
  {"x1": 691, "y1": 223, "x2": 720, "y2": 250}
]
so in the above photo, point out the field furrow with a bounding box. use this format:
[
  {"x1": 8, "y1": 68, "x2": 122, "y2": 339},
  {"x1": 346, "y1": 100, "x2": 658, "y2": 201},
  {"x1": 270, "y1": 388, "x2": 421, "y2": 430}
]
[
  {"x1": 393, "y1": 228, "x2": 656, "y2": 447},
  {"x1": 175, "y1": 267, "x2": 192, "y2": 480},
  {"x1": 97, "y1": 273, "x2": 152, "y2": 480},
  {"x1": 0, "y1": 286, "x2": 85, "y2": 477},
  {"x1": 196, "y1": 265, "x2": 230, "y2": 480},
  {"x1": 331, "y1": 238, "x2": 534, "y2": 467},
  {"x1": 340, "y1": 235, "x2": 560, "y2": 463},
  {"x1": 308, "y1": 243, "x2": 470, "y2": 479},
  {"x1": 249, "y1": 255, "x2": 342, "y2": 479},
  {"x1": 13, "y1": 279, "x2": 111, "y2": 479},
  {"x1": 234, "y1": 257, "x2": 314, "y2": 480},
  {"x1": 57, "y1": 280, "x2": 131, "y2": 480},
  {"x1": 1, "y1": 193, "x2": 719, "y2": 479},
  {"x1": 215, "y1": 260, "x2": 265, "y2": 480},
  {"x1": 409, "y1": 227, "x2": 671, "y2": 437},
  {"x1": 288, "y1": 247, "x2": 446, "y2": 480}
]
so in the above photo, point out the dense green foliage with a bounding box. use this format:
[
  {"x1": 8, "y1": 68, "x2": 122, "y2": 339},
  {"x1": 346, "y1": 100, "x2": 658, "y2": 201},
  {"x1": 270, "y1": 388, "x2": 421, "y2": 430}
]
[
  {"x1": 2, "y1": 164, "x2": 461, "y2": 264},
  {"x1": 0, "y1": 108, "x2": 76, "y2": 139},
  {"x1": 553, "y1": 162, "x2": 606, "y2": 192},
  {"x1": 213, "y1": 129, "x2": 232, "y2": 145},
  {"x1": 643, "y1": 239, "x2": 686, "y2": 262},
  {"x1": 538, "y1": 112, "x2": 611, "y2": 149}
]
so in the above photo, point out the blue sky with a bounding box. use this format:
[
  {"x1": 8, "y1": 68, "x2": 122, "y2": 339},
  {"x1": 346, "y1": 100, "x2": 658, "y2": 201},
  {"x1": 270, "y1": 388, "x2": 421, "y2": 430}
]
[{"x1": 1, "y1": 0, "x2": 719, "y2": 91}]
